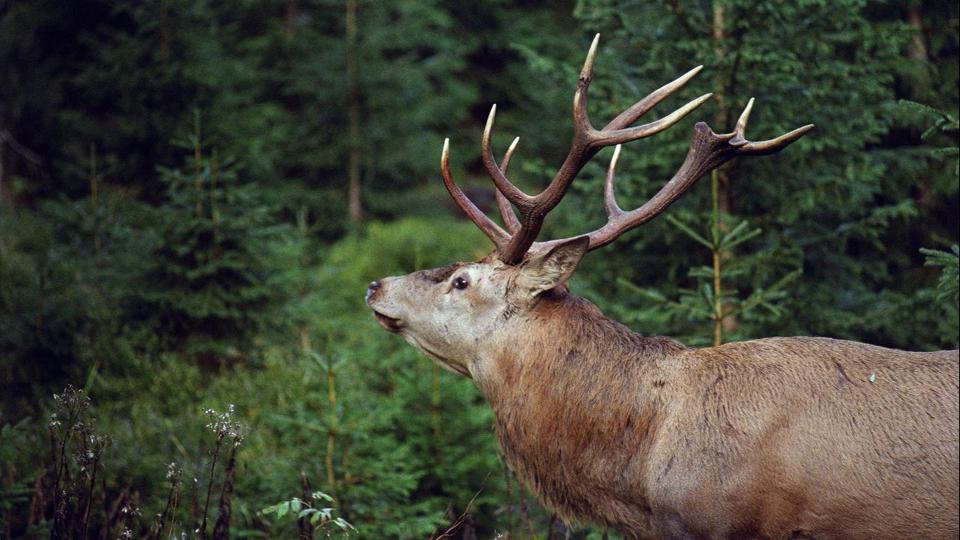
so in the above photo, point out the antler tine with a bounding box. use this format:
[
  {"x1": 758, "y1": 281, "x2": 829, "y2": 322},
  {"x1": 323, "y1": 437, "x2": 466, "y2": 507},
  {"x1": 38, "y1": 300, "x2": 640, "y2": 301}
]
[
  {"x1": 489, "y1": 34, "x2": 712, "y2": 264},
  {"x1": 733, "y1": 97, "x2": 755, "y2": 140},
  {"x1": 440, "y1": 138, "x2": 510, "y2": 248},
  {"x1": 593, "y1": 93, "x2": 713, "y2": 146},
  {"x1": 576, "y1": 37, "x2": 711, "y2": 148},
  {"x1": 495, "y1": 137, "x2": 522, "y2": 234},
  {"x1": 731, "y1": 97, "x2": 815, "y2": 154},
  {"x1": 606, "y1": 65, "x2": 705, "y2": 130},
  {"x1": 740, "y1": 124, "x2": 816, "y2": 155},
  {"x1": 534, "y1": 100, "x2": 814, "y2": 254},
  {"x1": 481, "y1": 105, "x2": 533, "y2": 208},
  {"x1": 603, "y1": 145, "x2": 624, "y2": 217},
  {"x1": 572, "y1": 33, "x2": 601, "y2": 137},
  {"x1": 446, "y1": 35, "x2": 814, "y2": 264}
]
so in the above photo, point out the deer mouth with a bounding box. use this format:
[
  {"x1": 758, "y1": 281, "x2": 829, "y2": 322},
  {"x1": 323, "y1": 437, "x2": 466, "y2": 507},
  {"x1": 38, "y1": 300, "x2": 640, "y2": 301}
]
[{"x1": 373, "y1": 310, "x2": 403, "y2": 332}]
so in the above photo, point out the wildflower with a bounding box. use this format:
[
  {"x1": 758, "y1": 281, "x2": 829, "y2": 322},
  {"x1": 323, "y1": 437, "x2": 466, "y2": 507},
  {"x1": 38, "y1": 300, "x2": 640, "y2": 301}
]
[
  {"x1": 166, "y1": 462, "x2": 181, "y2": 480},
  {"x1": 203, "y1": 404, "x2": 245, "y2": 443}
]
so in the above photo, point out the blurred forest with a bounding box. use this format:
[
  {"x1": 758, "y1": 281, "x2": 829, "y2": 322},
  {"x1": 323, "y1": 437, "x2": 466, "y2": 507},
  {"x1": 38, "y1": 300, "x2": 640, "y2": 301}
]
[{"x1": 0, "y1": 0, "x2": 957, "y2": 538}]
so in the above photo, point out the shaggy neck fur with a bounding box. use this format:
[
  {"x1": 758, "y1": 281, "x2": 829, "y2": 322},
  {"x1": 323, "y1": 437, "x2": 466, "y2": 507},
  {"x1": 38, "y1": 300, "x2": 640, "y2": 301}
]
[{"x1": 471, "y1": 291, "x2": 686, "y2": 528}]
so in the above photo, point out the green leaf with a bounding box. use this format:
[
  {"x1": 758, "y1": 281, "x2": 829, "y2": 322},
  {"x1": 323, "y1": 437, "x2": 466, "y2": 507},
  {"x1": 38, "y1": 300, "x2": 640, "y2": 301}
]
[
  {"x1": 312, "y1": 491, "x2": 334, "y2": 502},
  {"x1": 666, "y1": 215, "x2": 713, "y2": 249},
  {"x1": 719, "y1": 223, "x2": 762, "y2": 251}
]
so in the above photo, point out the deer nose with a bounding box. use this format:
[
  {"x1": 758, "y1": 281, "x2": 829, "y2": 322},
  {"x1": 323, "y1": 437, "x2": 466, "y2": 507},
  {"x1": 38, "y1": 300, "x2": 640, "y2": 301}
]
[{"x1": 365, "y1": 280, "x2": 382, "y2": 302}]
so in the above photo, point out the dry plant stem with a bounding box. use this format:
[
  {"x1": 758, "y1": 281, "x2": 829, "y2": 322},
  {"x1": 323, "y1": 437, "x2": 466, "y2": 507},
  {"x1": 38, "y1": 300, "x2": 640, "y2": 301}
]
[
  {"x1": 81, "y1": 453, "x2": 100, "y2": 540},
  {"x1": 433, "y1": 473, "x2": 488, "y2": 540},
  {"x1": 325, "y1": 357, "x2": 338, "y2": 491},
  {"x1": 212, "y1": 444, "x2": 237, "y2": 540},
  {"x1": 51, "y1": 401, "x2": 83, "y2": 536},
  {"x1": 101, "y1": 486, "x2": 129, "y2": 540},
  {"x1": 153, "y1": 474, "x2": 180, "y2": 540},
  {"x1": 298, "y1": 472, "x2": 314, "y2": 540},
  {"x1": 199, "y1": 436, "x2": 224, "y2": 539}
]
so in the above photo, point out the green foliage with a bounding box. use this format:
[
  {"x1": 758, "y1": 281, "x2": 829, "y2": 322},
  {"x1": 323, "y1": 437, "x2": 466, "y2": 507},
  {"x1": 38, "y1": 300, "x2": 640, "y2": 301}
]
[
  {"x1": 919, "y1": 246, "x2": 960, "y2": 347},
  {"x1": 1, "y1": 0, "x2": 957, "y2": 537},
  {"x1": 277, "y1": 219, "x2": 510, "y2": 536},
  {"x1": 560, "y1": 0, "x2": 959, "y2": 350},
  {"x1": 0, "y1": 185, "x2": 155, "y2": 414},
  {"x1": 261, "y1": 492, "x2": 355, "y2": 538},
  {"x1": 898, "y1": 100, "x2": 959, "y2": 176},
  {"x1": 922, "y1": 245, "x2": 960, "y2": 302},
  {"x1": 139, "y1": 120, "x2": 296, "y2": 361},
  {"x1": 620, "y1": 209, "x2": 802, "y2": 346}
]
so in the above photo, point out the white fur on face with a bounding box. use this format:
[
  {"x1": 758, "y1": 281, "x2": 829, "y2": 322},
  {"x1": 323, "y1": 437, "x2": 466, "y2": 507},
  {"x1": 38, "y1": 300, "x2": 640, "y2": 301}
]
[
  {"x1": 366, "y1": 239, "x2": 589, "y2": 378},
  {"x1": 367, "y1": 260, "x2": 516, "y2": 377}
]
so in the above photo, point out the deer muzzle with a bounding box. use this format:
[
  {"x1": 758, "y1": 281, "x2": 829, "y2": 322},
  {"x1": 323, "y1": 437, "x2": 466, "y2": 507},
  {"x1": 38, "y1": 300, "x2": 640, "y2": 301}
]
[{"x1": 365, "y1": 280, "x2": 404, "y2": 332}]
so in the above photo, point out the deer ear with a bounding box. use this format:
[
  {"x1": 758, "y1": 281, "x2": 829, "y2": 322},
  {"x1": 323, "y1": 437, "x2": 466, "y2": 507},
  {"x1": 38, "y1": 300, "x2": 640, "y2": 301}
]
[{"x1": 515, "y1": 236, "x2": 589, "y2": 297}]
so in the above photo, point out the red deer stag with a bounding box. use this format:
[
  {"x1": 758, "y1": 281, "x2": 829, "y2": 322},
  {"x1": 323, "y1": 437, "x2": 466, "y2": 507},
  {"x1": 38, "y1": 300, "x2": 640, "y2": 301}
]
[{"x1": 365, "y1": 35, "x2": 960, "y2": 539}]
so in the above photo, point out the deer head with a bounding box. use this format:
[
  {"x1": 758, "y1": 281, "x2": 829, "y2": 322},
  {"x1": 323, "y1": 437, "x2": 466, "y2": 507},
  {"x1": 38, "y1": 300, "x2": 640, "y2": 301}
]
[{"x1": 365, "y1": 34, "x2": 813, "y2": 378}]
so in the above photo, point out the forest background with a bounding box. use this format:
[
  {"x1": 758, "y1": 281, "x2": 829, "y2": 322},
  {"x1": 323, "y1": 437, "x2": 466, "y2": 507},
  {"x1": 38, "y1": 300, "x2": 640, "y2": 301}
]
[{"x1": 0, "y1": 0, "x2": 957, "y2": 538}]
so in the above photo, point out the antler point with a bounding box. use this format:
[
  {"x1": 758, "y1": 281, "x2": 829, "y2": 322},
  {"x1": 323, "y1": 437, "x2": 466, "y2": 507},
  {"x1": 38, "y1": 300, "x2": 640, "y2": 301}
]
[
  {"x1": 735, "y1": 98, "x2": 756, "y2": 134},
  {"x1": 582, "y1": 34, "x2": 600, "y2": 78},
  {"x1": 484, "y1": 105, "x2": 498, "y2": 139}
]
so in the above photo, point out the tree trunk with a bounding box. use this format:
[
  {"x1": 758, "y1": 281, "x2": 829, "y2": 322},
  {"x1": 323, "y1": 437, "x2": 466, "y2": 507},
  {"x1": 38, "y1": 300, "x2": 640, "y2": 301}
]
[
  {"x1": 712, "y1": 0, "x2": 738, "y2": 339},
  {"x1": 285, "y1": 0, "x2": 299, "y2": 38},
  {"x1": 345, "y1": 0, "x2": 363, "y2": 223},
  {"x1": 906, "y1": 3, "x2": 927, "y2": 61},
  {"x1": 0, "y1": 138, "x2": 6, "y2": 212}
]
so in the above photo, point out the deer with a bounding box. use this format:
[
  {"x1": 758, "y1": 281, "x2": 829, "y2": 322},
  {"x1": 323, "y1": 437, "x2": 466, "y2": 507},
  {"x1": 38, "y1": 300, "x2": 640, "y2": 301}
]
[{"x1": 365, "y1": 35, "x2": 960, "y2": 539}]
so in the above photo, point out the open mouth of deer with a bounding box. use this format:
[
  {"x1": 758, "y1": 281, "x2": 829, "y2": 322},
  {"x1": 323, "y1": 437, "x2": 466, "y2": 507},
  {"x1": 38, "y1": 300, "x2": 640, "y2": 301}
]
[{"x1": 373, "y1": 311, "x2": 403, "y2": 332}]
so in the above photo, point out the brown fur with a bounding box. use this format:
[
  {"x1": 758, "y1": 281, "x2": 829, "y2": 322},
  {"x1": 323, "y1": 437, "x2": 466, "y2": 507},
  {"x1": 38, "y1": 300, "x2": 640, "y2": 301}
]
[{"x1": 473, "y1": 292, "x2": 959, "y2": 540}]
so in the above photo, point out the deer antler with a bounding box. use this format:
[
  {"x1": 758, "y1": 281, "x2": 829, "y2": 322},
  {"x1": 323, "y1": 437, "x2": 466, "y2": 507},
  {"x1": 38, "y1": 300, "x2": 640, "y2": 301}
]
[
  {"x1": 440, "y1": 137, "x2": 522, "y2": 249},
  {"x1": 535, "y1": 98, "x2": 815, "y2": 253},
  {"x1": 441, "y1": 34, "x2": 813, "y2": 264}
]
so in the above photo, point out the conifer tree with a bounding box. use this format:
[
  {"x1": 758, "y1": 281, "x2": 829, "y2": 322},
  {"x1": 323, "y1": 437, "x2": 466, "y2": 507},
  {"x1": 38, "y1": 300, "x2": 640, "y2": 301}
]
[
  {"x1": 565, "y1": 0, "x2": 958, "y2": 347},
  {"x1": 139, "y1": 119, "x2": 294, "y2": 362}
]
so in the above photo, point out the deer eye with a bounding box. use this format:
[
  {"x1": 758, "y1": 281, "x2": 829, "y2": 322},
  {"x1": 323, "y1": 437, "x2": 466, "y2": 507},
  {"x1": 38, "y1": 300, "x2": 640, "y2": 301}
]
[{"x1": 452, "y1": 276, "x2": 469, "y2": 290}]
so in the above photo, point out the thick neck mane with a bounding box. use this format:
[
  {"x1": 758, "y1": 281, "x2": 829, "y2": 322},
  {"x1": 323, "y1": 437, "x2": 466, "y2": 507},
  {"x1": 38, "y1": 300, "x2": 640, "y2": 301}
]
[
  {"x1": 473, "y1": 292, "x2": 685, "y2": 524},
  {"x1": 478, "y1": 292, "x2": 685, "y2": 395}
]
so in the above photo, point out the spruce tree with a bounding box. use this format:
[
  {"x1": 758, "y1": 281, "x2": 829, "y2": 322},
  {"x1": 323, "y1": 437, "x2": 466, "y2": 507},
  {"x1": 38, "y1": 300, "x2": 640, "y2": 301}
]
[
  {"x1": 139, "y1": 119, "x2": 293, "y2": 363},
  {"x1": 563, "y1": 0, "x2": 958, "y2": 348}
]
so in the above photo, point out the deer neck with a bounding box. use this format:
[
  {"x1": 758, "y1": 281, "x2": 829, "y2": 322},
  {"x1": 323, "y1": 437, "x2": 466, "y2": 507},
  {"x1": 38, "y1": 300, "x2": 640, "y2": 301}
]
[{"x1": 470, "y1": 291, "x2": 685, "y2": 522}]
